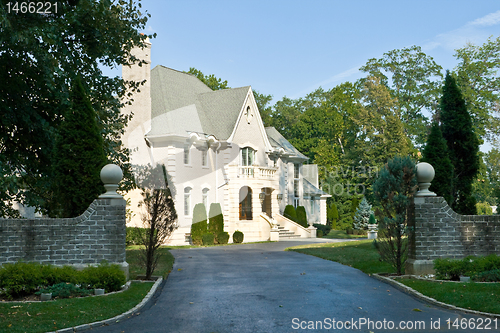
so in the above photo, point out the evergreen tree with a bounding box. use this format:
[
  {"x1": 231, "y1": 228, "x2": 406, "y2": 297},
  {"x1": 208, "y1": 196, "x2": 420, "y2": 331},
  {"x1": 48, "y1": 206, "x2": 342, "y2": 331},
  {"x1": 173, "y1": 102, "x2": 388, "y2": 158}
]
[
  {"x1": 51, "y1": 76, "x2": 107, "y2": 218},
  {"x1": 353, "y1": 197, "x2": 373, "y2": 230},
  {"x1": 440, "y1": 71, "x2": 480, "y2": 214},
  {"x1": 327, "y1": 202, "x2": 339, "y2": 229},
  {"x1": 421, "y1": 121, "x2": 454, "y2": 205}
]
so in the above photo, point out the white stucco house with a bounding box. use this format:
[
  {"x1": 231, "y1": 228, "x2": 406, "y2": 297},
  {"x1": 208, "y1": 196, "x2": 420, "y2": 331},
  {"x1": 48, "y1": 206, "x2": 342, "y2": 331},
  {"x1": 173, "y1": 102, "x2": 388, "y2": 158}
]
[{"x1": 122, "y1": 40, "x2": 329, "y2": 245}]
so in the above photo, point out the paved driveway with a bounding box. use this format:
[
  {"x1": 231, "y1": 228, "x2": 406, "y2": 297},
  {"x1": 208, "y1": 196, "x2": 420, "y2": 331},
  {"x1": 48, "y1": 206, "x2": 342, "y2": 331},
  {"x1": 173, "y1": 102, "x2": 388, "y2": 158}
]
[{"x1": 93, "y1": 240, "x2": 494, "y2": 332}]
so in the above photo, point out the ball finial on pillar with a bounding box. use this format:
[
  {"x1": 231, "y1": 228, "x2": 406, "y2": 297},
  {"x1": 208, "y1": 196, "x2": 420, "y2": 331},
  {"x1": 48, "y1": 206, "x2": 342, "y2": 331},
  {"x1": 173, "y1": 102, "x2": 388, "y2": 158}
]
[
  {"x1": 99, "y1": 164, "x2": 124, "y2": 199},
  {"x1": 416, "y1": 162, "x2": 436, "y2": 197}
]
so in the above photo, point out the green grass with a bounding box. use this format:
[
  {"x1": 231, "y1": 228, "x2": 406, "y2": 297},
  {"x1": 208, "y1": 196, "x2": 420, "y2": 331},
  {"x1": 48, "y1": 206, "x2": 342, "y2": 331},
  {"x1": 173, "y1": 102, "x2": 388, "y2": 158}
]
[
  {"x1": 0, "y1": 281, "x2": 154, "y2": 333},
  {"x1": 288, "y1": 239, "x2": 395, "y2": 274},
  {"x1": 322, "y1": 229, "x2": 367, "y2": 239},
  {"x1": 397, "y1": 278, "x2": 500, "y2": 314}
]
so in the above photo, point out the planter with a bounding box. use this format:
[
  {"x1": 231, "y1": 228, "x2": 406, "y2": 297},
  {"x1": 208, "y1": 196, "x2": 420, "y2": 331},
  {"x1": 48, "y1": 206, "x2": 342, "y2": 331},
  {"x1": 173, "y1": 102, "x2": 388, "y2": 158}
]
[
  {"x1": 460, "y1": 276, "x2": 471, "y2": 282},
  {"x1": 94, "y1": 288, "x2": 105, "y2": 295},
  {"x1": 40, "y1": 293, "x2": 52, "y2": 301},
  {"x1": 367, "y1": 230, "x2": 378, "y2": 239}
]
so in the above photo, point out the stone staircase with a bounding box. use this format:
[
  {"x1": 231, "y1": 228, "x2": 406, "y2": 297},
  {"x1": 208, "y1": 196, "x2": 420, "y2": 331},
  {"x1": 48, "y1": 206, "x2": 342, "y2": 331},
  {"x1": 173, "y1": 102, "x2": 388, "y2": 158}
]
[{"x1": 277, "y1": 224, "x2": 301, "y2": 239}]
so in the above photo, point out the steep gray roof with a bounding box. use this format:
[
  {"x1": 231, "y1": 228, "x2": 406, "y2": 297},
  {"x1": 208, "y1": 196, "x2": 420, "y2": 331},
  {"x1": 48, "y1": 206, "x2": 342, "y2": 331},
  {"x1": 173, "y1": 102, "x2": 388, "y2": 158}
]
[
  {"x1": 303, "y1": 178, "x2": 329, "y2": 196},
  {"x1": 148, "y1": 65, "x2": 249, "y2": 140},
  {"x1": 265, "y1": 127, "x2": 308, "y2": 160}
]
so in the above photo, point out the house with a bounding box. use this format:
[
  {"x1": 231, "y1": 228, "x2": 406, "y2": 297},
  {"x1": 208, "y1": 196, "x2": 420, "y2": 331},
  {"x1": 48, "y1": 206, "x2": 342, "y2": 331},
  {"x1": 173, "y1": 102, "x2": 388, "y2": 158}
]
[{"x1": 122, "y1": 39, "x2": 329, "y2": 245}]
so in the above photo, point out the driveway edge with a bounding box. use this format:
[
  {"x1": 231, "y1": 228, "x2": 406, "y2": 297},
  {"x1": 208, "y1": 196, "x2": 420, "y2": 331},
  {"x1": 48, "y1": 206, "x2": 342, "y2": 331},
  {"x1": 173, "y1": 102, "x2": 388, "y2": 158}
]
[
  {"x1": 372, "y1": 274, "x2": 500, "y2": 318},
  {"x1": 49, "y1": 278, "x2": 163, "y2": 333}
]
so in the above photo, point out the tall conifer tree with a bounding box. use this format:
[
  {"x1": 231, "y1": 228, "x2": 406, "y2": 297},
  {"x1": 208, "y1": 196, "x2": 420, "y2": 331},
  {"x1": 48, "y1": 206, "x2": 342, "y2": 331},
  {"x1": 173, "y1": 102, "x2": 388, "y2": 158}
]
[
  {"x1": 51, "y1": 76, "x2": 107, "y2": 217},
  {"x1": 440, "y1": 71, "x2": 479, "y2": 214},
  {"x1": 421, "y1": 121, "x2": 453, "y2": 205}
]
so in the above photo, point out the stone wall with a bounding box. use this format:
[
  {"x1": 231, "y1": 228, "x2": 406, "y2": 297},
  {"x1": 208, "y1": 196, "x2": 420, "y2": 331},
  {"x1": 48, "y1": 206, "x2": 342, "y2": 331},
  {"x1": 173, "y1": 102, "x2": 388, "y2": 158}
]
[
  {"x1": 0, "y1": 198, "x2": 128, "y2": 276},
  {"x1": 407, "y1": 196, "x2": 500, "y2": 275}
]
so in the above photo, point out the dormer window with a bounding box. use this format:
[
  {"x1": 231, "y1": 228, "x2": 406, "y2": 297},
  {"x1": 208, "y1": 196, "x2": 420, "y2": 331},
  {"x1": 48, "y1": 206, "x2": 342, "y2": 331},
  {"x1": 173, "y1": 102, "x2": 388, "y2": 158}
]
[{"x1": 241, "y1": 147, "x2": 255, "y2": 166}]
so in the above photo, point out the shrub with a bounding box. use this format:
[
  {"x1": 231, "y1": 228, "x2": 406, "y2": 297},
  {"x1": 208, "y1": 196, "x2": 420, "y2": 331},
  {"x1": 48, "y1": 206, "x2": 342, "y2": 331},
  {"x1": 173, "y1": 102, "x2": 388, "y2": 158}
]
[
  {"x1": 475, "y1": 269, "x2": 500, "y2": 282},
  {"x1": 37, "y1": 282, "x2": 91, "y2": 299},
  {"x1": 202, "y1": 232, "x2": 214, "y2": 246},
  {"x1": 0, "y1": 262, "x2": 45, "y2": 299},
  {"x1": 191, "y1": 203, "x2": 208, "y2": 245},
  {"x1": 434, "y1": 254, "x2": 500, "y2": 281},
  {"x1": 216, "y1": 232, "x2": 229, "y2": 245},
  {"x1": 126, "y1": 227, "x2": 147, "y2": 246},
  {"x1": 369, "y1": 214, "x2": 377, "y2": 225},
  {"x1": 296, "y1": 206, "x2": 308, "y2": 228},
  {"x1": 80, "y1": 262, "x2": 126, "y2": 292},
  {"x1": 327, "y1": 202, "x2": 339, "y2": 228},
  {"x1": 233, "y1": 230, "x2": 244, "y2": 243},
  {"x1": 476, "y1": 202, "x2": 493, "y2": 215},
  {"x1": 208, "y1": 203, "x2": 224, "y2": 237},
  {"x1": 317, "y1": 230, "x2": 324, "y2": 238},
  {"x1": 313, "y1": 223, "x2": 331, "y2": 237},
  {"x1": 283, "y1": 205, "x2": 297, "y2": 222}
]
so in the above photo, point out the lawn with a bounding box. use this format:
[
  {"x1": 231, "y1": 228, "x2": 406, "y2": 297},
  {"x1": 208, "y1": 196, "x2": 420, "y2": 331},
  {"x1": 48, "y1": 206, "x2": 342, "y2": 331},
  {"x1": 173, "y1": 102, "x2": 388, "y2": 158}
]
[
  {"x1": 0, "y1": 281, "x2": 154, "y2": 333},
  {"x1": 397, "y1": 278, "x2": 500, "y2": 315},
  {"x1": 0, "y1": 246, "x2": 175, "y2": 333},
  {"x1": 288, "y1": 240, "x2": 500, "y2": 315},
  {"x1": 322, "y1": 229, "x2": 367, "y2": 239}
]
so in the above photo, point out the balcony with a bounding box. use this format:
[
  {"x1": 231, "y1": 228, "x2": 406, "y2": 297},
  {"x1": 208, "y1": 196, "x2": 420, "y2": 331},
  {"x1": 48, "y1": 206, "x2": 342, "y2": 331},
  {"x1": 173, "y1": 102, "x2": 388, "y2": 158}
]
[{"x1": 238, "y1": 166, "x2": 278, "y2": 179}]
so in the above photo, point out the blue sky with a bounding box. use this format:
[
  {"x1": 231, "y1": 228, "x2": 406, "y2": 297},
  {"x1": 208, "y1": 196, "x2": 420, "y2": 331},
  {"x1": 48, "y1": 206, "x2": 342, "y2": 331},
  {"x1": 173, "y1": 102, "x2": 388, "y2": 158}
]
[{"x1": 127, "y1": 0, "x2": 500, "y2": 104}]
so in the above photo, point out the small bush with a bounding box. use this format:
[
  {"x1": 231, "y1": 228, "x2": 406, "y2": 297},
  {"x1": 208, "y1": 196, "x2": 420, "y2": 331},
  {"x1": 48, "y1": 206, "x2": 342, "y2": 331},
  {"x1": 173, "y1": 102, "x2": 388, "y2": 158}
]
[
  {"x1": 126, "y1": 227, "x2": 147, "y2": 246},
  {"x1": 191, "y1": 203, "x2": 208, "y2": 245},
  {"x1": 0, "y1": 262, "x2": 45, "y2": 299},
  {"x1": 202, "y1": 233, "x2": 214, "y2": 246},
  {"x1": 233, "y1": 230, "x2": 244, "y2": 244},
  {"x1": 474, "y1": 269, "x2": 500, "y2": 282},
  {"x1": 313, "y1": 224, "x2": 331, "y2": 237},
  {"x1": 434, "y1": 254, "x2": 500, "y2": 281},
  {"x1": 317, "y1": 230, "x2": 324, "y2": 238},
  {"x1": 80, "y1": 262, "x2": 126, "y2": 292},
  {"x1": 346, "y1": 227, "x2": 353, "y2": 234},
  {"x1": 216, "y1": 232, "x2": 229, "y2": 245},
  {"x1": 296, "y1": 206, "x2": 308, "y2": 228},
  {"x1": 283, "y1": 205, "x2": 297, "y2": 222},
  {"x1": 36, "y1": 282, "x2": 91, "y2": 299}
]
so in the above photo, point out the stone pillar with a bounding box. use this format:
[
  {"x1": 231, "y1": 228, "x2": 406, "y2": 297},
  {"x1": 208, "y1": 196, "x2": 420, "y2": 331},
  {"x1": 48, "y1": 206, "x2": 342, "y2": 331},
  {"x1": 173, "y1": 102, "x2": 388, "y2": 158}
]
[{"x1": 406, "y1": 162, "x2": 436, "y2": 275}]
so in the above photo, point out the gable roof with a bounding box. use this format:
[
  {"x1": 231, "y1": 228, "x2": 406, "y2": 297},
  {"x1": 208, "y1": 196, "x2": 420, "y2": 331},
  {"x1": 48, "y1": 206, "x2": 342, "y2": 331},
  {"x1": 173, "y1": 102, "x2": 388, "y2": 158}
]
[
  {"x1": 148, "y1": 65, "x2": 250, "y2": 140},
  {"x1": 265, "y1": 127, "x2": 308, "y2": 160}
]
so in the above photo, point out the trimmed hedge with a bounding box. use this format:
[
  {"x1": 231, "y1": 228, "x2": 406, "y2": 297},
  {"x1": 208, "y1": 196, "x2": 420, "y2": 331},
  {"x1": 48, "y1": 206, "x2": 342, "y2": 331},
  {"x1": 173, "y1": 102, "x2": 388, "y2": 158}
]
[
  {"x1": 0, "y1": 262, "x2": 126, "y2": 300},
  {"x1": 283, "y1": 205, "x2": 297, "y2": 222},
  {"x1": 434, "y1": 254, "x2": 500, "y2": 281},
  {"x1": 191, "y1": 203, "x2": 208, "y2": 245},
  {"x1": 216, "y1": 232, "x2": 229, "y2": 245},
  {"x1": 208, "y1": 203, "x2": 224, "y2": 237},
  {"x1": 313, "y1": 223, "x2": 331, "y2": 237},
  {"x1": 296, "y1": 206, "x2": 308, "y2": 228},
  {"x1": 202, "y1": 232, "x2": 214, "y2": 246},
  {"x1": 233, "y1": 230, "x2": 244, "y2": 244}
]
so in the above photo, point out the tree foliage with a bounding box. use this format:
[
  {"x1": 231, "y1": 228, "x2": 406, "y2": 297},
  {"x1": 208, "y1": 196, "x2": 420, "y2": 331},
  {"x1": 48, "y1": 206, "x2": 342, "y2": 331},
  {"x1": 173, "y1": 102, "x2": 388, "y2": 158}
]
[
  {"x1": 360, "y1": 45, "x2": 444, "y2": 146},
  {"x1": 421, "y1": 121, "x2": 453, "y2": 205},
  {"x1": 353, "y1": 197, "x2": 373, "y2": 230},
  {"x1": 187, "y1": 67, "x2": 229, "y2": 90},
  {"x1": 51, "y1": 76, "x2": 108, "y2": 218},
  {"x1": 136, "y1": 164, "x2": 177, "y2": 280},
  {"x1": 440, "y1": 71, "x2": 480, "y2": 214},
  {"x1": 373, "y1": 156, "x2": 417, "y2": 275},
  {"x1": 0, "y1": 0, "x2": 153, "y2": 216}
]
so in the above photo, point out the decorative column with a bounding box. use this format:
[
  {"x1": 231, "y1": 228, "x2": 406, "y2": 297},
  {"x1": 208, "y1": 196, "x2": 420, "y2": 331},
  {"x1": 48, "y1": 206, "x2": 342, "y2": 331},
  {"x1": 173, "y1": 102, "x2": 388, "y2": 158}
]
[{"x1": 415, "y1": 162, "x2": 436, "y2": 197}]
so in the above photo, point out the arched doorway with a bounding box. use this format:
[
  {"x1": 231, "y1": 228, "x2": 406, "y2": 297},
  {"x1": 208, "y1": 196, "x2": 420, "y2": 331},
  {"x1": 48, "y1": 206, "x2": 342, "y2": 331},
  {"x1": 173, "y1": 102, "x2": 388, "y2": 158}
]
[{"x1": 239, "y1": 186, "x2": 252, "y2": 220}]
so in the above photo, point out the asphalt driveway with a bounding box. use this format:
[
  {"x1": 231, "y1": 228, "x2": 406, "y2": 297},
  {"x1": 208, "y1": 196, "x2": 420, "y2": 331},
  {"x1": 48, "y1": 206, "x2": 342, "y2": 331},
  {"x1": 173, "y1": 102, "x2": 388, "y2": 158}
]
[{"x1": 93, "y1": 240, "x2": 495, "y2": 332}]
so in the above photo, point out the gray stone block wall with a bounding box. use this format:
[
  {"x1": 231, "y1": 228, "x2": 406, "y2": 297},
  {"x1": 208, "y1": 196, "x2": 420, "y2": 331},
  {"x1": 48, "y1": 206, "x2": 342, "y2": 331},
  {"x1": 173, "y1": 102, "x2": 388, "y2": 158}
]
[
  {"x1": 0, "y1": 198, "x2": 127, "y2": 270},
  {"x1": 411, "y1": 196, "x2": 500, "y2": 261}
]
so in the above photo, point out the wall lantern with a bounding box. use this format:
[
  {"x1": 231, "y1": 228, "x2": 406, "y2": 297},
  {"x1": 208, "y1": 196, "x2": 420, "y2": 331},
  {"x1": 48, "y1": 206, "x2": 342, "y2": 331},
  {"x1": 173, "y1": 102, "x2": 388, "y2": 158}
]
[
  {"x1": 277, "y1": 194, "x2": 283, "y2": 202},
  {"x1": 259, "y1": 192, "x2": 266, "y2": 204}
]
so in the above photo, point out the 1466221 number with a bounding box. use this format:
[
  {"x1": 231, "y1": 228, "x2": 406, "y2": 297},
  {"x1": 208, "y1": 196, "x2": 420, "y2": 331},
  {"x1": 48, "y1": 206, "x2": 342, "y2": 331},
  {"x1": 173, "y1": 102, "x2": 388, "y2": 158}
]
[
  {"x1": 6, "y1": 2, "x2": 58, "y2": 14},
  {"x1": 448, "y1": 318, "x2": 498, "y2": 330}
]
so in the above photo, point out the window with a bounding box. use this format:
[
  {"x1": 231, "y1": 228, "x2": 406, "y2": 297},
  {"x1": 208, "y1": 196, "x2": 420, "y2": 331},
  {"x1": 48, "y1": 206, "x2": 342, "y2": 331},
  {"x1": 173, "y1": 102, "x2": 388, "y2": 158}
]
[
  {"x1": 310, "y1": 198, "x2": 315, "y2": 213},
  {"x1": 184, "y1": 187, "x2": 191, "y2": 215},
  {"x1": 184, "y1": 145, "x2": 190, "y2": 165},
  {"x1": 202, "y1": 188, "x2": 209, "y2": 209},
  {"x1": 239, "y1": 186, "x2": 253, "y2": 220},
  {"x1": 294, "y1": 163, "x2": 300, "y2": 198},
  {"x1": 241, "y1": 147, "x2": 255, "y2": 166},
  {"x1": 201, "y1": 150, "x2": 208, "y2": 167}
]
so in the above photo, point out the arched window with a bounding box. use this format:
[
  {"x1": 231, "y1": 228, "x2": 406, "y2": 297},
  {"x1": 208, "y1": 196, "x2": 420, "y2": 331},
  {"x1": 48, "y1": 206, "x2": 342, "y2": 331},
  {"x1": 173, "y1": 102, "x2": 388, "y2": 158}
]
[
  {"x1": 239, "y1": 186, "x2": 253, "y2": 220},
  {"x1": 241, "y1": 147, "x2": 255, "y2": 166},
  {"x1": 202, "y1": 188, "x2": 209, "y2": 210},
  {"x1": 184, "y1": 187, "x2": 192, "y2": 216}
]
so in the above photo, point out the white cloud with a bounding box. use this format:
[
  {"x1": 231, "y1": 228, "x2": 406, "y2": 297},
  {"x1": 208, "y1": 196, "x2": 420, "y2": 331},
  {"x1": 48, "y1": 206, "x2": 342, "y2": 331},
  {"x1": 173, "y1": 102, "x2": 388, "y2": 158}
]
[
  {"x1": 422, "y1": 10, "x2": 500, "y2": 52},
  {"x1": 468, "y1": 10, "x2": 500, "y2": 27}
]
